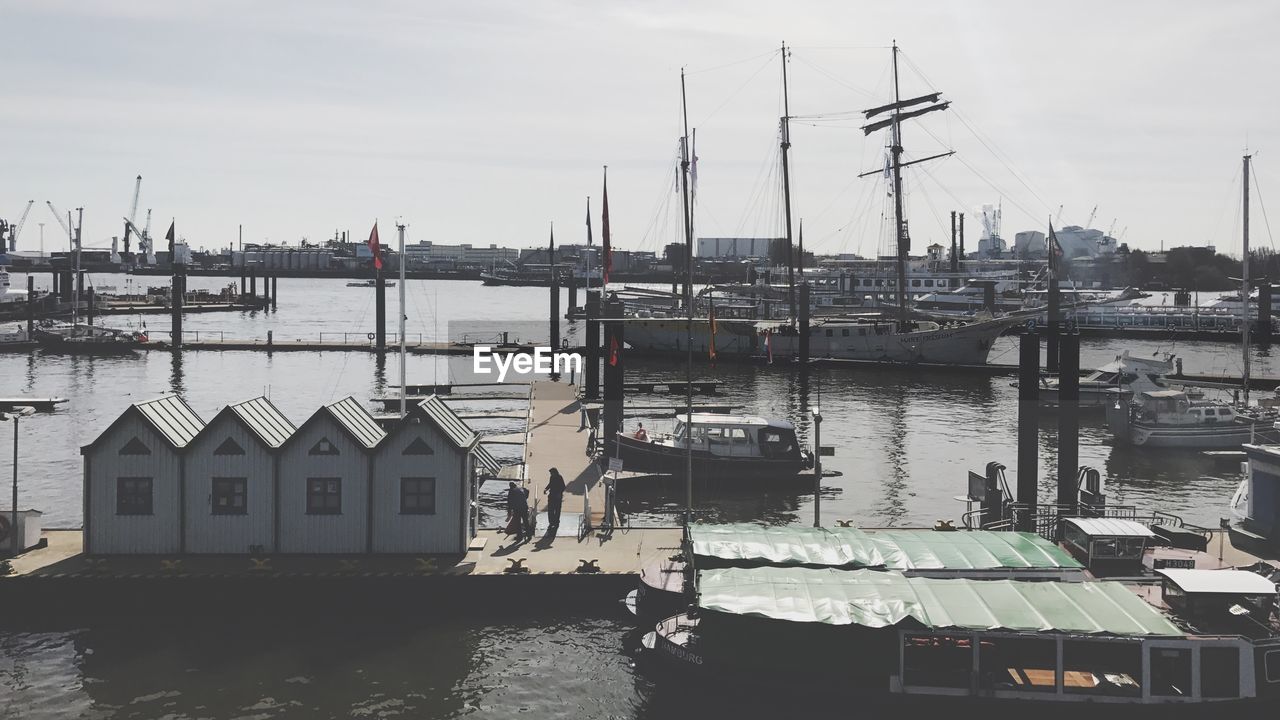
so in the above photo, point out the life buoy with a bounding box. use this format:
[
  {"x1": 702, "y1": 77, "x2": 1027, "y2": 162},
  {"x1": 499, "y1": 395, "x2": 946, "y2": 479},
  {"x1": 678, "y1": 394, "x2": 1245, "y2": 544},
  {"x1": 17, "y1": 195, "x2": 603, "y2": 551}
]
[
  {"x1": 0, "y1": 513, "x2": 11, "y2": 544},
  {"x1": 367, "y1": 332, "x2": 376, "y2": 340}
]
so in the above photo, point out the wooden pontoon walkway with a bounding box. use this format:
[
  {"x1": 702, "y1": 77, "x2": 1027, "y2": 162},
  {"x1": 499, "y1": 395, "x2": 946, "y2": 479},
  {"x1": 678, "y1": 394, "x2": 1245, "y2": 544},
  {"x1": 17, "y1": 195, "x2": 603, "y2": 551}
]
[{"x1": 521, "y1": 381, "x2": 609, "y2": 527}]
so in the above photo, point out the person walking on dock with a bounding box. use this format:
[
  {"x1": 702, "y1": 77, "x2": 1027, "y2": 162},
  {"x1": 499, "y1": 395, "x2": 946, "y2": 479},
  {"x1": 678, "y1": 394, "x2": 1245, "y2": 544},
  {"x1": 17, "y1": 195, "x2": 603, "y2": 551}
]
[
  {"x1": 545, "y1": 467, "x2": 566, "y2": 532},
  {"x1": 505, "y1": 481, "x2": 529, "y2": 540}
]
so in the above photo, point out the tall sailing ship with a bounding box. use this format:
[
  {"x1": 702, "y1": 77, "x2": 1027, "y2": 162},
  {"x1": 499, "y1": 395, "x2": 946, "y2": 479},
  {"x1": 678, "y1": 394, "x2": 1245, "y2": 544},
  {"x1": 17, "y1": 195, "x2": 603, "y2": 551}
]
[{"x1": 624, "y1": 44, "x2": 1028, "y2": 364}]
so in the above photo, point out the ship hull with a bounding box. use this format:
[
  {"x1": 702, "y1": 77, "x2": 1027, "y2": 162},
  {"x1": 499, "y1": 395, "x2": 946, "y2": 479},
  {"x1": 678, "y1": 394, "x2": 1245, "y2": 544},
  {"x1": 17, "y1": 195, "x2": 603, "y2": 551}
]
[
  {"x1": 612, "y1": 434, "x2": 808, "y2": 479},
  {"x1": 624, "y1": 316, "x2": 1020, "y2": 365}
]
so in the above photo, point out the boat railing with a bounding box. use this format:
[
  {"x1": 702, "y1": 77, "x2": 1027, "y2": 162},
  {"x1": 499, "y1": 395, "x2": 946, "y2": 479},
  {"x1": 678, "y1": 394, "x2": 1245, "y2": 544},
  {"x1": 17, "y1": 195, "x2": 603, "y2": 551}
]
[{"x1": 976, "y1": 502, "x2": 1197, "y2": 541}]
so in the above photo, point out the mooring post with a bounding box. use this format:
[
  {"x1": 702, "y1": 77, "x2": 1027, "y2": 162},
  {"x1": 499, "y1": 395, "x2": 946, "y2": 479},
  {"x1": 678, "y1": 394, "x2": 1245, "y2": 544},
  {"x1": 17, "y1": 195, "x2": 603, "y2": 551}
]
[
  {"x1": 61, "y1": 271, "x2": 72, "y2": 302},
  {"x1": 585, "y1": 290, "x2": 601, "y2": 401},
  {"x1": 1046, "y1": 265, "x2": 1061, "y2": 373},
  {"x1": 86, "y1": 288, "x2": 95, "y2": 326},
  {"x1": 26, "y1": 277, "x2": 34, "y2": 337},
  {"x1": 171, "y1": 268, "x2": 184, "y2": 350},
  {"x1": 812, "y1": 411, "x2": 822, "y2": 527},
  {"x1": 240, "y1": 270, "x2": 246, "y2": 299},
  {"x1": 1017, "y1": 329, "x2": 1040, "y2": 532},
  {"x1": 249, "y1": 268, "x2": 257, "y2": 299},
  {"x1": 602, "y1": 294, "x2": 625, "y2": 443},
  {"x1": 798, "y1": 282, "x2": 811, "y2": 364},
  {"x1": 51, "y1": 271, "x2": 58, "y2": 299},
  {"x1": 374, "y1": 268, "x2": 386, "y2": 354},
  {"x1": 271, "y1": 275, "x2": 278, "y2": 311},
  {"x1": 550, "y1": 268, "x2": 561, "y2": 353},
  {"x1": 1057, "y1": 329, "x2": 1080, "y2": 514},
  {"x1": 983, "y1": 461, "x2": 1006, "y2": 527}
]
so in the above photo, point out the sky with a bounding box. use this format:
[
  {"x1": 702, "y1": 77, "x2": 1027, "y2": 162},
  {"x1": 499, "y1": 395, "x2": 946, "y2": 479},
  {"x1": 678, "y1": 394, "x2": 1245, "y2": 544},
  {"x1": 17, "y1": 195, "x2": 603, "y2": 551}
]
[{"x1": 3, "y1": 0, "x2": 1279, "y2": 258}]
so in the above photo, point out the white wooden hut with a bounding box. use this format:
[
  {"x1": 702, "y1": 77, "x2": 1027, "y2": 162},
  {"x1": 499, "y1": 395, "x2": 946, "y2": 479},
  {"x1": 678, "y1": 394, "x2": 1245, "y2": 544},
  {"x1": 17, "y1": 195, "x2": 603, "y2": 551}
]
[
  {"x1": 276, "y1": 397, "x2": 386, "y2": 553},
  {"x1": 371, "y1": 396, "x2": 492, "y2": 554},
  {"x1": 182, "y1": 397, "x2": 295, "y2": 553},
  {"x1": 81, "y1": 395, "x2": 206, "y2": 554}
]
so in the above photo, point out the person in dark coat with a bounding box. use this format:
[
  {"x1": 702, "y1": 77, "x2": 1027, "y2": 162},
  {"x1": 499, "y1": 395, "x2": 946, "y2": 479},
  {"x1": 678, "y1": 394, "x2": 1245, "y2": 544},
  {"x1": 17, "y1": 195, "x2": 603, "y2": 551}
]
[
  {"x1": 544, "y1": 467, "x2": 566, "y2": 531},
  {"x1": 505, "y1": 481, "x2": 527, "y2": 539}
]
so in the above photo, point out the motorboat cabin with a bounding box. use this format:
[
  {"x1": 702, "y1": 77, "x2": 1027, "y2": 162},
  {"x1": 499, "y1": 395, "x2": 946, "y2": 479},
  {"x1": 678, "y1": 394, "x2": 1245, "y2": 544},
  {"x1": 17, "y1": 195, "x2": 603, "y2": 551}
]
[
  {"x1": 1060, "y1": 518, "x2": 1156, "y2": 575},
  {"x1": 611, "y1": 414, "x2": 810, "y2": 480}
]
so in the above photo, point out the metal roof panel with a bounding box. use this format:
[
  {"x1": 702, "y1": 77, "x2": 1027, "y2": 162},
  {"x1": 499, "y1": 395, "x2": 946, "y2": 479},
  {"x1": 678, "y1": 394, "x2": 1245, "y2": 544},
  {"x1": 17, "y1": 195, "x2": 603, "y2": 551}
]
[
  {"x1": 1062, "y1": 518, "x2": 1156, "y2": 538},
  {"x1": 229, "y1": 397, "x2": 296, "y2": 448},
  {"x1": 416, "y1": 395, "x2": 479, "y2": 449},
  {"x1": 134, "y1": 395, "x2": 205, "y2": 448},
  {"x1": 324, "y1": 397, "x2": 386, "y2": 450},
  {"x1": 698, "y1": 567, "x2": 1184, "y2": 636},
  {"x1": 1157, "y1": 569, "x2": 1277, "y2": 595}
]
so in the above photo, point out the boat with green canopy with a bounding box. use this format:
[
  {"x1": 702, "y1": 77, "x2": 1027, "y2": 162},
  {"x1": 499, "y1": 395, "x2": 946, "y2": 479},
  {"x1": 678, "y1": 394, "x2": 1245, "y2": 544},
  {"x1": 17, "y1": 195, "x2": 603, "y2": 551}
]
[{"x1": 648, "y1": 565, "x2": 1280, "y2": 706}]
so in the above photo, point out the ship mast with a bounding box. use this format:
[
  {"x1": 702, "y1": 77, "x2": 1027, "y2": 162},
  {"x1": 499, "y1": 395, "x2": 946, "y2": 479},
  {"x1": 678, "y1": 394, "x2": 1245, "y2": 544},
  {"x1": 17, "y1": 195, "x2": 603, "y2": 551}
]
[
  {"x1": 780, "y1": 41, "x2": 797, "y2": 326},
  {"x1": 1243, "y1": 153, "x2": 1252, "y2": 406},
  {"x1": 679, "y1": 68, "x2": 695, "y2": 525},
  {"x1": 889, "y1": 43, "x2": 909, "y2": 324},
  {"x1": 858, "y1": 43, "x2": 953, "y2": 326}
]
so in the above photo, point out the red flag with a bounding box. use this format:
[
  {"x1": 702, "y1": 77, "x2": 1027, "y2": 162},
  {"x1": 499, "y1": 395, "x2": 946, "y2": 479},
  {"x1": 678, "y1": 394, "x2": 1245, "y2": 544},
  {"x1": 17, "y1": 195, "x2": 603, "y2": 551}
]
[
  {"x1": 609, "y1": 334, "x2": 619, "y2": 366},
  {"x1": 367, "y1": 222, "x2": 382, "y2": 270},
  {"x1": 601, "y1": 167, "x2": 612, "y2": 286}
]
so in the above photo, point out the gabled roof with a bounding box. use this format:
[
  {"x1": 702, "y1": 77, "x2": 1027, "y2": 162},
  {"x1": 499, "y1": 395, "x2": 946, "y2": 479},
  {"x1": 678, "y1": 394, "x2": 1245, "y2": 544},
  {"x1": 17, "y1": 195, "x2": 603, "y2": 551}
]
[
  {"x1": 698, "y1": 567, "x2": 1183, "y2": 636},
  {"x1": 284, "y1": 397, "x2": 386, "y2": 453},
  {"x1": 473, "y1": 442, "x2": 502, "y2": 475},
  {"x1": 323, "y1": 397, "x2": 386, "y2": 450},
  {"x1": 415, "y1": 395, "x2": 480, "y2": 450},
  {"x1": 197, "y1": 397, "x2": 296, "y2": 450},
  {"x1": 230, "y1": 397, "x2": 296, "y2": 448},
  {"x1": 135, "y1": 395, "x2": 205, "y2": 448},
  {"x1": 81, "y1": 395, "x2": 206, "y2": 454}
]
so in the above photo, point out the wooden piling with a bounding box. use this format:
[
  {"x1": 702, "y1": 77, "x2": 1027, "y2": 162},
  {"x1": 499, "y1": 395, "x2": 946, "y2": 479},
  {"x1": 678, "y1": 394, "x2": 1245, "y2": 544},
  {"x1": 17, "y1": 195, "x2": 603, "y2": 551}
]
[
  {"x1": 585, "y1": 290, "x2": 600, "y2": 401},
  {"x1": 1057, "y1": 330, "x2": 1080, "y2": 510},
  {"x1": 1017, "y1": 329, "x2": 1039, "y2": 531}
]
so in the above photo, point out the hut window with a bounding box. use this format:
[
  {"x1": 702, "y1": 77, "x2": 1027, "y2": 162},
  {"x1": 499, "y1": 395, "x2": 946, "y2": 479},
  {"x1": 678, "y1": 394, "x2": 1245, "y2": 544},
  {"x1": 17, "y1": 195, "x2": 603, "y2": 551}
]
[
  {"x1": 400, "y1": 477, "x2": 436, "y2": 515},
  {"x1": 214, "y1": 437, "x2": 245, "y2": 456},
  {"x1": 306, "y1": 478, "x2": 342, "y2": 514},
  {"x1": 403, "y1": 437, "x2": 435, "y2": 455},
  {"x1": 119, "y1": 437, "x2": 151, "y2": 455},
  {"x1": 116, "y1": 477, "x2": 153, "y2": 515},
  {"x1": 309, "y1": 438, "x2": 340, "y2": 456},
  {"x1": 211, "y1": 477, "x2": 248, "y2": 515}
]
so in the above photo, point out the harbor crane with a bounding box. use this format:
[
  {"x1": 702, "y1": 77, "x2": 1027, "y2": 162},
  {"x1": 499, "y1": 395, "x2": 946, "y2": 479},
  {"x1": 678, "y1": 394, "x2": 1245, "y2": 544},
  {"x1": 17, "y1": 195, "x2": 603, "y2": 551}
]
[
  {"x1": 46, "y1": 201, "x2": 74, "y2": 250},
  {"x1": 1, "y1": 200, "x2": 34, "y2": 251},
  {"x1": 1085, "y1": 205, "x2": 1098, "y2": 230},
  {"x1": 124, "y1": 175, "x2": 142, "y2": 254},
  {"x1": 123, "y1": 209, "x2": 155, "y2": 263}
]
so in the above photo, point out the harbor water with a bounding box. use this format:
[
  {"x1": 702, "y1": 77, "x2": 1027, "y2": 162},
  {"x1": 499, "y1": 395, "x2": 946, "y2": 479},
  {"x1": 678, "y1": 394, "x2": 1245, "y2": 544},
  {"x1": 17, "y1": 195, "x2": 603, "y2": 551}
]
[{"x1": 1, "y1": 274, "x2": 1273, "y2": 718}]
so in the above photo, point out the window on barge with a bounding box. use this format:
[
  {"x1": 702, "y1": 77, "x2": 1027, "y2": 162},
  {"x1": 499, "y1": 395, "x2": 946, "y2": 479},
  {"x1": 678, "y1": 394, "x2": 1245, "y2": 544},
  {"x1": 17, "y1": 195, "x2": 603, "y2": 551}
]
[
  {"x1": 902, "y1": 634, "x2": 971, "y2": 689},
  {"x1": 1061, "y1": 640, "x2": 1141, "y2": 697},
  {"x1": 979, "y1": 637, "x2": 1056, "y2": 693}
]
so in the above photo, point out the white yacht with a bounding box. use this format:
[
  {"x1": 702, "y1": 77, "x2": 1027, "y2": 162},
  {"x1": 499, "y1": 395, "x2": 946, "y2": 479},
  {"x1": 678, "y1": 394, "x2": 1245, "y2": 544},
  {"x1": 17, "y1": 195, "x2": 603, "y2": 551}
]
[{"x1": 1031, "y1": 351, "x2": 1176, "y2": 408}]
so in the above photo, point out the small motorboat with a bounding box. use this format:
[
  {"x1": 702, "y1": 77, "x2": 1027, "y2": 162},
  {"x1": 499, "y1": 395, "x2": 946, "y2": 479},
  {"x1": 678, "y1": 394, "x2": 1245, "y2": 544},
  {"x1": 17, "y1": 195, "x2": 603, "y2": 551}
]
[{"x1": 611, "y1": 414, "x2": 812, "y2": 480}]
